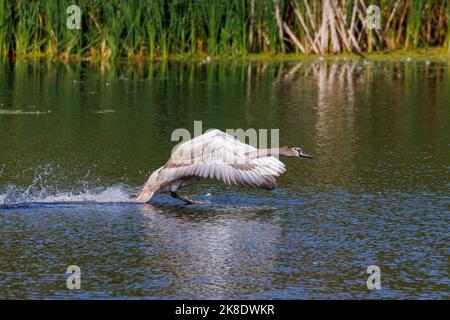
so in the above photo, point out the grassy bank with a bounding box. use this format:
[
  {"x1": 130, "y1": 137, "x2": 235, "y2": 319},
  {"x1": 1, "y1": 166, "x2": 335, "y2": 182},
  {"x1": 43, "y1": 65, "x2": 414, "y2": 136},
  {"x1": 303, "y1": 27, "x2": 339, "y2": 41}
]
[{"x1": 1, "y1": 0, "x2": 449, "y2": 61}]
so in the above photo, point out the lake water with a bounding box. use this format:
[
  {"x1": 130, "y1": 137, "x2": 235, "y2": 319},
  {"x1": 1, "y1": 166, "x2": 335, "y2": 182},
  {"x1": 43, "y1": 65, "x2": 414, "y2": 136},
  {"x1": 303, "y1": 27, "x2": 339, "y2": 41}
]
[{"x1": 0, "y1": 58, "x2": 448, "y2": 299}]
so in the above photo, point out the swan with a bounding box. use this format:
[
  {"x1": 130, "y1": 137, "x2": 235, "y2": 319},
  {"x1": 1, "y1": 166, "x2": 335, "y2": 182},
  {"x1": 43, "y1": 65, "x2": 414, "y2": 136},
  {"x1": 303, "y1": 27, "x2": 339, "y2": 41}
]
[{"x1": 134, "y1": 129, "x2": 311, "y2": 204}]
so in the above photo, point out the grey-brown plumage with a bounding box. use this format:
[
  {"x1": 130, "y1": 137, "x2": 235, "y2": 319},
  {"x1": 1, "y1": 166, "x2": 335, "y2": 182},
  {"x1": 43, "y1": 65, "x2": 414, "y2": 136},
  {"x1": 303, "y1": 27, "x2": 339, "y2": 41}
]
[{"x1": 134, "y1": 129, "x2": 311, "y2": 204}]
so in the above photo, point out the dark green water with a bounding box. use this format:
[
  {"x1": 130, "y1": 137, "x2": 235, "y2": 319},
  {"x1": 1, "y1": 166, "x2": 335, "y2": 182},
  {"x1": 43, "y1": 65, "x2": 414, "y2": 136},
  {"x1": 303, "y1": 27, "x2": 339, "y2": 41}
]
[{"x1": 0, "y1": 59, "x2": 448, "y2": 299}]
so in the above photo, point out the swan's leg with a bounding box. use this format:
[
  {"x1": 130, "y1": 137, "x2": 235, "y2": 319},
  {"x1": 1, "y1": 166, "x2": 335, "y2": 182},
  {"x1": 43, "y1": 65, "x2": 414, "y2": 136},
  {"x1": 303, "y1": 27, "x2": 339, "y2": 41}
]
[{"x1": 170, "y1": 191, "x2": 197, "y2": 205}]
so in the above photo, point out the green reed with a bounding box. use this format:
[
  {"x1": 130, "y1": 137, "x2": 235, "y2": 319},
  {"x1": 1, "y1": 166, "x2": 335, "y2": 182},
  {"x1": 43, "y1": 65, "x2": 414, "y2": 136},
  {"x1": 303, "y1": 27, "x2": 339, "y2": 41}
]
[{"x1": 0, "y1": 0, "x2": 448, "y2": 60}]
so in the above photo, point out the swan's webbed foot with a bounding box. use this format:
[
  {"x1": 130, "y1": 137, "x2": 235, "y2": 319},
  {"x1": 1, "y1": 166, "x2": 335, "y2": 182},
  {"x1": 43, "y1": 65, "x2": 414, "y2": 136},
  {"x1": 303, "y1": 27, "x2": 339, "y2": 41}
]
[{"x1": 170, "y1": 191, "x2": 199, "y2": 205}]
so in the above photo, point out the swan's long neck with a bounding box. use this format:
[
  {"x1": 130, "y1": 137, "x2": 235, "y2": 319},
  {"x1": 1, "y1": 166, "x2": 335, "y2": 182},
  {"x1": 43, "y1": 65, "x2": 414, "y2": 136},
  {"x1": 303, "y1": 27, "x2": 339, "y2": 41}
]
[
  {"x1": 134, "y1": 168, "x2": 161, "y2": 203},
  {"x1": 245, "y1": 148, "x2": 282, "y2": 159}
]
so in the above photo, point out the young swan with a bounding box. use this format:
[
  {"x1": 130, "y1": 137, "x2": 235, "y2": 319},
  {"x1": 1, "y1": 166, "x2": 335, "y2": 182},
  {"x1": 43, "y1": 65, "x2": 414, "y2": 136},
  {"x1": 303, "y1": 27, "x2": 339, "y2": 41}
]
[{"x1": 134, "y1": 130, "x2": 311, "y2": 204}]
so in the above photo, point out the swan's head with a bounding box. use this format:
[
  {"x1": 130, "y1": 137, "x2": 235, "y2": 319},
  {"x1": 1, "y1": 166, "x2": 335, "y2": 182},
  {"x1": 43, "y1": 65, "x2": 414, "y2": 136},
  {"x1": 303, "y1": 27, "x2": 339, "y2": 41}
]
[{"x1": 283, "y1": 146, "x2": 312, "y2": 158}]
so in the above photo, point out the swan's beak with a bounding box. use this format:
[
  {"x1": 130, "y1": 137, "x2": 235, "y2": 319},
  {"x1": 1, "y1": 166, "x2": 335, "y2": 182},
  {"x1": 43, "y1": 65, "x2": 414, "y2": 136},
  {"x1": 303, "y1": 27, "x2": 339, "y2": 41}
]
[{"x1": 299, "y1": 150, "x2": 312, "y2": 158}]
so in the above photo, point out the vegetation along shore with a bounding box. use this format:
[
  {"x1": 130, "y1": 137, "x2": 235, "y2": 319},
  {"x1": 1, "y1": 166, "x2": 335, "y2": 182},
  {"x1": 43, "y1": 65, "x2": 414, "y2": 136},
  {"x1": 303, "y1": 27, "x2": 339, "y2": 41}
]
[{"x1": 1, "y1": 0, "x2": 449, "y2": 61}]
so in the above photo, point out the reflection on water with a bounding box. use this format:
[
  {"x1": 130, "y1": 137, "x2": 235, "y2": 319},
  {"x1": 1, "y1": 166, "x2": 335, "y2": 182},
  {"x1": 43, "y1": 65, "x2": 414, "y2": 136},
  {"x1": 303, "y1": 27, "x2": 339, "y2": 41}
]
[
  {"x1": 0, "y1": 59, "x2": 448, "y2": 299},
  {"x1": 138, "y1": 204, "x2": 283, "y2": 299}
]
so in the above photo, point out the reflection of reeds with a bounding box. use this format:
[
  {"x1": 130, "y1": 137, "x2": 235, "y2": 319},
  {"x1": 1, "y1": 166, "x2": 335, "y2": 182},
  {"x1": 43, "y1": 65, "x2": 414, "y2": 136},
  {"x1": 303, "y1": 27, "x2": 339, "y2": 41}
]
[{"x1": 0, "y1": 0, "x2": 449, "y2": 60}]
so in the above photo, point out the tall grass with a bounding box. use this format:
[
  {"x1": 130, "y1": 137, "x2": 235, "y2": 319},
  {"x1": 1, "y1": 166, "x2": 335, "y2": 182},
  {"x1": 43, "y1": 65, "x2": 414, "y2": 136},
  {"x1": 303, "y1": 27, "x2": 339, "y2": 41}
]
[
  {"x1": 0, "y1": 0, "x2": 14, "y2": 55},
  {"x1": 0, "y1": 0, "x2": 448, "y2": 60}
]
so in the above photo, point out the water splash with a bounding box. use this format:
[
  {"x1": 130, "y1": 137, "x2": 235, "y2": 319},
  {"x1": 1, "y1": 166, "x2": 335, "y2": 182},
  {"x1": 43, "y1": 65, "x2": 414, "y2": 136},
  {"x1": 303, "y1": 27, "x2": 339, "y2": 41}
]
[
  {"x1": 0, "y1": 184, "x2": 134, "y2": 205},
  {"x1": 0, "y1": 163, "x2": 137, "y2": 205}
]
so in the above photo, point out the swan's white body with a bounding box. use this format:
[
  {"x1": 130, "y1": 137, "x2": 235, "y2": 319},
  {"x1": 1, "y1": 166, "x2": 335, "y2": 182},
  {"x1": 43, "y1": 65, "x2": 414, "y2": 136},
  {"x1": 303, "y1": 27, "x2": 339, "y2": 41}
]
[{"x1": 135, "y1": 129, "x2": 286, "y2": 203}]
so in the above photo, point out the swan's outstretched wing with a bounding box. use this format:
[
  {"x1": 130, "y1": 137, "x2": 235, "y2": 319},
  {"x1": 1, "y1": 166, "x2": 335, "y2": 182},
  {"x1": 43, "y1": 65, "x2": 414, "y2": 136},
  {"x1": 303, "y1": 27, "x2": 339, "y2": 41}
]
[{"x1": 157, "y1": 129, "x2": 285, "y2": 190}]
